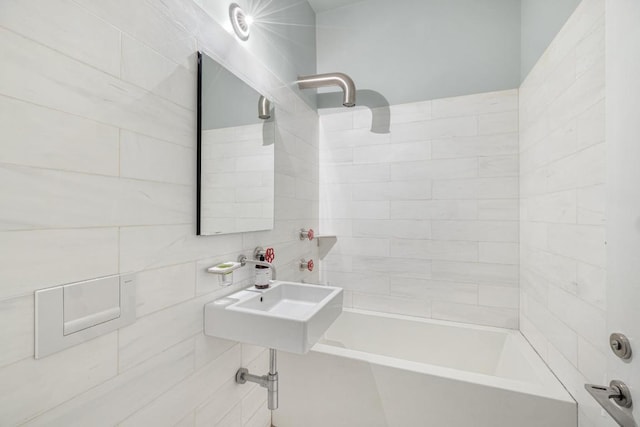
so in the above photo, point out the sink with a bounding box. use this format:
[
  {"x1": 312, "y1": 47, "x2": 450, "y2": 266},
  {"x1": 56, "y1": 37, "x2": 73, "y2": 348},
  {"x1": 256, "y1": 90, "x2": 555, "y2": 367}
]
[{"x1": 204, "y1": 281, "x2": 343, "y2": 354}]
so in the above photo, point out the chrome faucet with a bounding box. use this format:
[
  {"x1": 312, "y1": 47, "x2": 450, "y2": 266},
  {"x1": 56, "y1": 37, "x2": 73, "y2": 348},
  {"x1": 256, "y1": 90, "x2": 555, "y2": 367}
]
[{"x1": 238, "y1": 254, "x2": 277, "y2": 280}]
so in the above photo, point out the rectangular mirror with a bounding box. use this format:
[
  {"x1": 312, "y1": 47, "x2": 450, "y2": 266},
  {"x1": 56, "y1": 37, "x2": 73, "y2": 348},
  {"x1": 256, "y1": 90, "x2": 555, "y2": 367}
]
[{"x1": 197, "y1": 51, "x2": 275, "y2": 235}]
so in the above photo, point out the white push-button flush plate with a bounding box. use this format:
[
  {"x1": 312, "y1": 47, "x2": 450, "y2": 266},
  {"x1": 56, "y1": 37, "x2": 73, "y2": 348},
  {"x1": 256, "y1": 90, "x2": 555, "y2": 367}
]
[{"x1": 35, "y1": 274, "x2": 136, "y2": 359}]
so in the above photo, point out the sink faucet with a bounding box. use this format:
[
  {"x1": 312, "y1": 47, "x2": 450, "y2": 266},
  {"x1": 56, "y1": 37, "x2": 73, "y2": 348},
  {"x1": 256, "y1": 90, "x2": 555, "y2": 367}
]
[{"x1": 238, "y1": 255, "x2": 277, "y2": 280}]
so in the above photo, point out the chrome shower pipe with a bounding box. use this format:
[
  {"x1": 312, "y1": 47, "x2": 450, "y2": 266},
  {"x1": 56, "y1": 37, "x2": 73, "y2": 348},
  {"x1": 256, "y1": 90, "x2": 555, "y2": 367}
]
[
  {"x1": 297, "y1": 72, "x2": 356, "y2": 107},
  {"x1": 258, "y1": 95, "x2": 271, "y2": 120},
  {"x1": 236, "y1": 348, "x2": 279, "y2": 410}
]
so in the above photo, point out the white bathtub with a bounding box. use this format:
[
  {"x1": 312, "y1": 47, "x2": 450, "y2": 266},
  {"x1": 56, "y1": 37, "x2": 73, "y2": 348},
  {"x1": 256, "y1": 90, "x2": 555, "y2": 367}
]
[{"x1": 273, "y1": 309, "x2": 576, "y2": 427}]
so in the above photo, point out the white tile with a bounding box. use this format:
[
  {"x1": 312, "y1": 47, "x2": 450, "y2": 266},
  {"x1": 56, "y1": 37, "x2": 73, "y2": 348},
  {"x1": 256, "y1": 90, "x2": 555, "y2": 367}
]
[
  {"x1": 432, "y1": 177, "x2": 518, "y2": 200},
  {"x1": 389, "y1": 279, "x2": 478, "y2": 304},
  {"x1": 352, "y1": 181, "x2": 432, "y2": 201},
  {"x1": 121, "y1": 35, "x2": 195, "y2": 110},
  {"x1": 0, "y1": 27, "x2": 193, "y2": 146},
  {"x1": 0, "y1": 95, "x2": 119, "y2": 175},
  {"x1": 353, "y1": 141, "x2": 431, "y2": 164},
  {"x1": 577, "y1": 184, "x2": 605, "y2": 225},
  {"x1": 0, "y1": 0, "x2": 121, "y2": 76},
  {"x1": 352, "y1": 293, "x2": 431, "y2": 318},
  {"x1": 119, "y1": 225, "x2": 242, "y2": 272},
  {"x1": 478, "y1": 111, "x2": 518, "y2": 135},
  {"x1": 431, "y1": 261, "x2": 518, "y2": 286},
  {"x1": 390, "y1": 200, "x2": 478, "y2": 220},
  {"x1": 0, "y1": 228, "x2": 118, "y2": 300},
  {"x1": 27, "y1": 339, "x2": 195, "y2": 427},
  {"x1": 118, "y1": 297, "x2": 203, "y2": 372},
  {"x1": 479, "y1": 242, "x2": 519, "y2": 264},
  {"x1": 120, "y1": 130, "x2": 195, "y2": 186},
  {"x1": 73, "y1": 0, "x2": 197, "y2": 70},
  {"x1": 195, "y1": 379, "x2": 250, "y2": 427},
  {"x1": 120, "y1": 345, "x2": 241, "y2": 427},
  {"x1": 0, "y1": 295, "x2": 34, "y2": 368},
  {"x1": 478, "y1": 286, "x2": 519, "y2": 308},
  {"x1": 478, "y1": 155, "x2": 518, "y2": 177},
  {"x1": 431, "y1": 133, "x2": 518, "y2": 159},
  {"x1": 0, "y1": 164, "x2": 192, "y2": 230},
  {"x1": 320, "y1": 111, "x2": 353, "y2": 132},
  {"x1": 0, "y1": 334, "x2": 117, "y2": 426},
  {"x1": 432, "y1": 90, "x2": 518, "y2": 118},
  {"x1": 390, "y1": 158, "x2": 478, "y2": 182},
  {"x1": 352, "y1": 219, "x2": 431, "y2": 239},
  {"x1": 136, "y1": 263, "x2": 196, "y2": 317},
  {"x1": 478, "y1": 199, "x2": 519, "y2": 220},
  {"x1": 431, "y1": 221, "x2": 519, "y2": 243},
  {"x1": 547, "y1": 223, "x2": 605, "y2": 267},
  {"x1": 432, "y1": 301, "x2": 518, "y2": 328},
  {"x1": 389, "y1": 239, "x2": 478, "y2": 262}
]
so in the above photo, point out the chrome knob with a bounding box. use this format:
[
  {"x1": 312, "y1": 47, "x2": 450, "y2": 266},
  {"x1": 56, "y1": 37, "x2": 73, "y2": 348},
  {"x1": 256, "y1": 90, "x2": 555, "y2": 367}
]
[{"x1": 610, "y1": 333, "x2": 632, "y2": 360}]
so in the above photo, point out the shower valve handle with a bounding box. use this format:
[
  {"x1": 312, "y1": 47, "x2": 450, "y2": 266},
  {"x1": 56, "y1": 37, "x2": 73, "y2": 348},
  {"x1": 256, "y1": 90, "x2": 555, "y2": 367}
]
[
  {"x1": 264, "y1": 248, "x2": 275, "y2": 263},
  {"x1": 254, "y1": 247, "x2": 275, "y2": 263},
  {"x1": 300, "y1": 259, "x2": 314, "y2": 272},
  {"x1": 300, "y1": 228, "x2": 315, "y2": 241}
]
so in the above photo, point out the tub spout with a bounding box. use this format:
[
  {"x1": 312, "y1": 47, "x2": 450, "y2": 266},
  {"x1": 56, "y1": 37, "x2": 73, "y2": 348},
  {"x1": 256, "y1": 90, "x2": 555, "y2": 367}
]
[{"x1": 297, "y1": 72, "x2": 356, "y2": 107}]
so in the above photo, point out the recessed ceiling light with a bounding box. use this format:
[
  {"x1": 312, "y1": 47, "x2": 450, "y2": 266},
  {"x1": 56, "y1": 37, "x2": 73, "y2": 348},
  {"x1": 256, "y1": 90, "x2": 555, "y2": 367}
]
[{"x1": 229, "y1": 3, "x2": 251, "y2": 41}]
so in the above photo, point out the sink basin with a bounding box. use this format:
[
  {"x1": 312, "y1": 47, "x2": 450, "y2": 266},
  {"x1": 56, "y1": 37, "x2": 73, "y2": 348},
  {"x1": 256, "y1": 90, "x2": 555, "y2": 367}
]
[{"x1": 204, "y1": 281, "x2": 343, "y2": 354}]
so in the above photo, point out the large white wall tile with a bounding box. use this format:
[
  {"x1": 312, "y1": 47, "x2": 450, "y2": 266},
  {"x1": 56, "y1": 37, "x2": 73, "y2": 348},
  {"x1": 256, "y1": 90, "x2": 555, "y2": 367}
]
[
  {"x1": 0, "y1": 334, "x2": 118, "y2": 426},
  {"x1": 320, "y1": 90, "x2": 519, "y2": 328},
  {"x1": 520, "y1": 2, "x2": 606, "y2": 426}
]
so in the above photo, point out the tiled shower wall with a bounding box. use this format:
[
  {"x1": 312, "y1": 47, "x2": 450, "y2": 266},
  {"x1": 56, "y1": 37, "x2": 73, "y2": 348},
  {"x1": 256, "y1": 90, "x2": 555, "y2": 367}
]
[
  {"x1": 519, "y1": 0, "x2": 607, "y2": 425},
  {"x1": 0, "y1": 0, "x2": 318, "y2": 425},
  {"x1": 319, "y1": 89, "x2": 520, "y2": 328}
]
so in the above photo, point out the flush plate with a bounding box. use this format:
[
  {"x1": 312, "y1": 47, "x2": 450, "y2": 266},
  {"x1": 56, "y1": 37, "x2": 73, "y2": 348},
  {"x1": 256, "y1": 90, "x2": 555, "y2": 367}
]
[{"x1": 35, "y1": 274, "x2": 136, "y2": 359}]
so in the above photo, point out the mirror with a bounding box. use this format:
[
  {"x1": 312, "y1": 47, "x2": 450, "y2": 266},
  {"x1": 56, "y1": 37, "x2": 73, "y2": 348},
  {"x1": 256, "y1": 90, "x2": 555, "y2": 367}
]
[{"x1": 197, "y1": 52, "x2": 275, "y2": 235}]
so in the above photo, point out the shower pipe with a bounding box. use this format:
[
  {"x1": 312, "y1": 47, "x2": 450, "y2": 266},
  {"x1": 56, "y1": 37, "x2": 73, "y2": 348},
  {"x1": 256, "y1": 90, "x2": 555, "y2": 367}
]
[{"x1": 297, "y1": 72, "x2": 356, "y2": 107}]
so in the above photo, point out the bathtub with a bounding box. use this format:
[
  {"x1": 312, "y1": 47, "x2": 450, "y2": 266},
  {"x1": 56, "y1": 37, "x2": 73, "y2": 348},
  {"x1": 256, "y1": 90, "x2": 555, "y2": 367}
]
[{"x1": 273, "y1": 309, "x2": 576, "y2": 427}]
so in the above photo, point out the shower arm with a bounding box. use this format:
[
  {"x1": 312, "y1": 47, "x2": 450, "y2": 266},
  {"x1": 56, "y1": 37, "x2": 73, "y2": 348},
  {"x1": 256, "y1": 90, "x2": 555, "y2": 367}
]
[{"x1": 297, "y1": 72, "x2": 356, "y2": 107}]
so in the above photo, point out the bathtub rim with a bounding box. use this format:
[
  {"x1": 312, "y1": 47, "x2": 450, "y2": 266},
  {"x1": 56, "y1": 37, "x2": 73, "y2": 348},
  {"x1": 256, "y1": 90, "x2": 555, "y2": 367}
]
[{"x1": 312, "y1": 308, "x2": 575, "y2": 404}]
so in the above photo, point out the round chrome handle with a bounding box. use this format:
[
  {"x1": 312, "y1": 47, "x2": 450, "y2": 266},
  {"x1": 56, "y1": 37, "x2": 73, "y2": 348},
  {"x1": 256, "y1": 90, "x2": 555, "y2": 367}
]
[{"x1": 610, "y1": 333, "x2": 632, "y2": 360}]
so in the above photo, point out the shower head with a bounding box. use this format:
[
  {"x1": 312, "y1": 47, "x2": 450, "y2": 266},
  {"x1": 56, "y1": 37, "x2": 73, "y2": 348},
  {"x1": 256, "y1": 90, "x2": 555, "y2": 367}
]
[{"x1": 297, "y1": 72, "x2": 356, "y2": 107}]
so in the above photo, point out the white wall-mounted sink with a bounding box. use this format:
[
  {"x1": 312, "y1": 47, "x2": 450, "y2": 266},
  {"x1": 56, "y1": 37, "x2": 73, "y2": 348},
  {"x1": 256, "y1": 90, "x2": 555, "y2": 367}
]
[{"x1": 204, "y1": 281, "x2": 343, "y2": 354}]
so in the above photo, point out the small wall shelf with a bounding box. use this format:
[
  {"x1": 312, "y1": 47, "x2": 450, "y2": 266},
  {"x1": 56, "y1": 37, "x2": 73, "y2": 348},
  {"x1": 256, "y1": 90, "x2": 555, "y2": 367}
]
[{"x1": 316, "y1": 235, "x2": 337, "y2": 260}]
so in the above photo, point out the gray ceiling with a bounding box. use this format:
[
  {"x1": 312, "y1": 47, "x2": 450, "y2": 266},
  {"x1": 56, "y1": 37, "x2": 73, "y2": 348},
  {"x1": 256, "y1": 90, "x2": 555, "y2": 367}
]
[{"x1": 306, "y1": 0, "x2": 369, "y2": 13}]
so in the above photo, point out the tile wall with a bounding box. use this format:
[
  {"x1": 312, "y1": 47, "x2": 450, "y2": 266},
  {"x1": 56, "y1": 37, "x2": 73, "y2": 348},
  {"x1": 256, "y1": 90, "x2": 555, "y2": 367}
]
[
  {"x1": 319, "y1": 89, "x2": 520, "y2": 328},
  {"x1": 518, "y1": 0, "x2": 609, "y2": 425},
  {"x1": 0, "y1": 0, "x2": 318, "y2": 425}
]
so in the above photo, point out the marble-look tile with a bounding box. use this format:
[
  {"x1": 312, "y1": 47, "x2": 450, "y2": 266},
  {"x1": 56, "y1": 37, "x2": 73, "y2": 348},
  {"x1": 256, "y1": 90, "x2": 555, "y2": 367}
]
[
  {"x1": 0, "y1": 228, "x2": 118, "y2": 300},
  {"x1": 121, "y1": 35, "x2": 195, "y2": 110},
  {"x1": 0, "y1": 164, "x2": 192, "y2": 230},
  {"x1": 135, "y1": 263, "x2": 196, "y2": 317},
  {"x1": 0, "y1": 334, "x2": 118, "y2": 426},
  {"x1": 0, "y1": 0, "x2": 121, "y2": 76},
  {"x1": 0, "y1": 95, "x2": 119, "y2": 175},
  {"x1": 431, "y1": 261, "x2": 518, "y2": 286},
  {"x1": 118, "y1": 297, "x2": 204, "y2": 372},
  {"x1": 195, "y1": 379, "x2": 252, "y2": 427},
  {"x1": 26, "y1": 339, "x2": 195, "y2": 427},
  {"x1": 431, "y1": 301, "x2": 518, "y2": 329},
  {"x1": 352, "y1": 292, "x2": 431, "y2": 318},
  {"x1": 0, "y1": 295, "x2": 34, "y2": 368},
  {"x1": 120, "y1": 130, "x2": 195, "y2": 186},
  {"x1": 0, "y1": 27, "x2": 193, "y2": 146},
  {"x1": 431, "y1": 90, "x2": 518, "y2": 118},
  {"x1": 119, "y1": 225, "x2": 242, "y2": 272},
  {"x1": 120, "y1": 345, "x2": 241, "y2": 426},
  {"x1": 431, "y1": 133, "x2": 518, "y2": 159}
]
